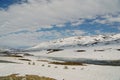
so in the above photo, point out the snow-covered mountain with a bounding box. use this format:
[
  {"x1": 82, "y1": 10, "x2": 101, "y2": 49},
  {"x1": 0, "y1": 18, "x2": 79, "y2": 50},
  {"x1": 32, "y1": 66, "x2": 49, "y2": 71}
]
[{"x1": 27, "y1": 34, "x2": 120, "y2": 51}]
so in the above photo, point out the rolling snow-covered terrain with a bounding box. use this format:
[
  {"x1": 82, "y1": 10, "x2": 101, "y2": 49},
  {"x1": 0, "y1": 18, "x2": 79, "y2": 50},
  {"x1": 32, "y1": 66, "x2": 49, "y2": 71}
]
[
  {"x1": 0, "y1": 34, "x2": 120, "y2": 80},
  {"x1": 27, "y1": 34, "x2": 120, "y2": 51}
]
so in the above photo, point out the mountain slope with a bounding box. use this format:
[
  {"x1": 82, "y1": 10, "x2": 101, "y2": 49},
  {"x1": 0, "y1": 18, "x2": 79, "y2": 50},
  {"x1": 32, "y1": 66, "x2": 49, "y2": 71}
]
[{"x1": 28, "y1": 34, "x2": 120, "y2": 51}]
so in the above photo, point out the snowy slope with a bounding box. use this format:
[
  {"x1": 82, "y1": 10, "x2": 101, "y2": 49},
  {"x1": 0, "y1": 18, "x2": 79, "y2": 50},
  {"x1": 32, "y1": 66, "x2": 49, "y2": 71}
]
[
  {"x1": 28, "y1": 33, "x2": 120, "y2": 51},
  {"x1": 0, "y1": 45, "x2": 120, "y2": 80},
  {"x1": 1, "y1": 35, "x2": 120, "y2": 80}
]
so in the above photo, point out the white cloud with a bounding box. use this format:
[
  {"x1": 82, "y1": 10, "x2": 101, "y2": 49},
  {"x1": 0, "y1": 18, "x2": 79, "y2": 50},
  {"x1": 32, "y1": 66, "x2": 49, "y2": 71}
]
[
  {"x1": 0, "y1": 30, "x2": 54, "y2": 48},
  {"x1": 71, "y1": 20, "x2": 84, "y2": 26},
  {"x1": 0, "y1": 29, "x2": 86, "y2": 48},
  {"x1": 0, "y1": 0, "x2": 120, "y2": 35},
  {"x1": 65, "y1": 30, "x2": 86, "y2": 36},
  {"x1": 108, "y1": 17, "x2": 120, "y2": 22},
  {"x1": 0, "y1": 0, "x2": 120, "y2": 48},
  {"x1": 93, "y1": 14, "x2": 120, "y2": 24}
]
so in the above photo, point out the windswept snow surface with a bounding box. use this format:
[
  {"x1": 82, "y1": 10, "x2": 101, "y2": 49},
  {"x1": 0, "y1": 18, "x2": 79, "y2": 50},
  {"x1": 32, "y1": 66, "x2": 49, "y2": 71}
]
[
  {"x1": 0, "y1": 62, "x2": 120, "y2": 80},
  {"x1": 0, "y1": 45, "x2": 120, "y2": 80},
  {"x1": 29, "y1": 45, "x2": 120, "y2": 60}
]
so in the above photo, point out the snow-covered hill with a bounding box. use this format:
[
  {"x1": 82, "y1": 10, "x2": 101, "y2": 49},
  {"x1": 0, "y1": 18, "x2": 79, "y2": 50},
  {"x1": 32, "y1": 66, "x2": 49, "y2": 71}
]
[{"x1": 28, "y1": 34, "x2": 120, "y2": 51}]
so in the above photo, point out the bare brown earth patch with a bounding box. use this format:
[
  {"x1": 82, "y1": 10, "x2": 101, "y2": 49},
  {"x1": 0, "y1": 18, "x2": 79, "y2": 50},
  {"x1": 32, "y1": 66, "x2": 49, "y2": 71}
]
[
  {"x1": 94, "y1": 49, "x2": 105, "y2": 52},
  {"x1": 76, "y1": 50, "x2": 86, "y2": 52},
  {"x1": 37, "y1": 60, "x2": 49, "y2": 62},
  {"x1": 49, "y1": 61, "x2": 85, "y2": 66},
  {"x1": 0, "y1": 74, "x2": 56, "y2": 80},
  {"x1": 47, "y1": 49, "x2": 63, "y2": 54},
  {"x1": 116, "y1": 49, "x2": 120, "y2": 51},
  {"x1": 19, "y1": 59, "x2": 31, "y2": 61}
]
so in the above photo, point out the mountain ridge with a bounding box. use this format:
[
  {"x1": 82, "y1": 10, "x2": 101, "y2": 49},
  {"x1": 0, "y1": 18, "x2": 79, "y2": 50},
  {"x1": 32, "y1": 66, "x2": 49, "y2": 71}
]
[{"x1": 27, "y1": 33, "x2": 120, "y2": 51}]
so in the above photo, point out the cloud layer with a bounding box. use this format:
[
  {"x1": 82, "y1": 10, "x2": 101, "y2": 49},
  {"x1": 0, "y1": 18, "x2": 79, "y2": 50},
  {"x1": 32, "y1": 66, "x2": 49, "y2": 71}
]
[
  {"x1": 0, "y1": 0, "x2": 120, "y2": 48},
  {"x1": 0, "y1": 0, "x2": 120, "y2": 34}
]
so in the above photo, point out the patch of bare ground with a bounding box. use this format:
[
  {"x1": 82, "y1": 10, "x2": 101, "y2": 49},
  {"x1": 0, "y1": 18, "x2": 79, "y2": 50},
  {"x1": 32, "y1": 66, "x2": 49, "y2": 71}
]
[
  {"x1": 0, "y1": 51, "x2": 23, "y2": 57},
  {"x1": 46, "y1": 49, "x2": 63, "y2": 54},
  {"x1": 37, "y1": 60, "x2": 49, "y2": 62},
  {"x1": 116, "y1": 49, "x2": 120, "y2": 51},
  {"x1": 24, "y1": 53, "x2": 34, "y2": 56},
  {"x1": 109, "y1": 60, "x2": 120, "y2": 66},
  {"x1": 49, "y1": 61, "x2": 85, "y2": 66},
  {"x1": 19, "y1": 59, "x2": 31, "y2": 61},
  {"x1": 0, "y1": 60, "x2": 21, "y2": 64},
  {"x1": 5, "y1": 54, "x2": 23, "y2": 58},
  {"x1": 0, "y1": 74, "x2": 56, "y2": 80},
  {"x1": 76, "y1": 50, "x2": 86, "y2": 52},
  {"x1": 94, "y1": 49, "x2": 105, "y2": 52}
]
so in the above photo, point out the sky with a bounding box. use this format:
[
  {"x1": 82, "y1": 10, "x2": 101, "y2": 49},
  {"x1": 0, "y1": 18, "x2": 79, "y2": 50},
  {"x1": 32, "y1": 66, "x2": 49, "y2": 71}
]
[{"x1": 0, "y1": 0, "x2": 120, "y2": 48}]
